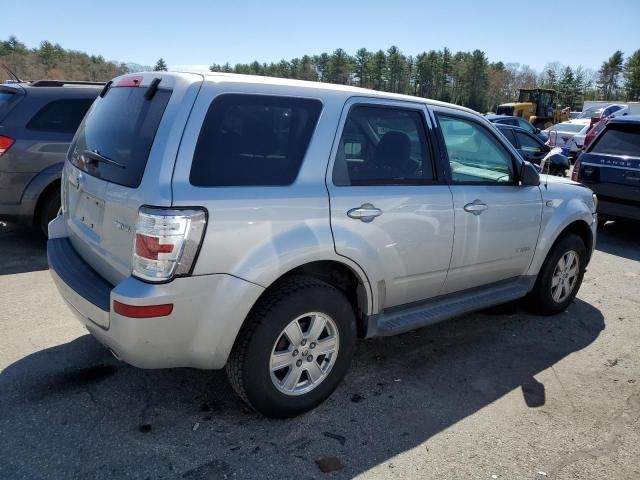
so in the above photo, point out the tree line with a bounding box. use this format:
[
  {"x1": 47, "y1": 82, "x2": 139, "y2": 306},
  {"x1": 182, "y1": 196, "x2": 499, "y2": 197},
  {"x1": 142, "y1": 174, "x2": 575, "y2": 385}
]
[
  {"x1": 0, "y1": 35, "x2": 127, "y2": 83},
  {"x1": 210, "y1": 47, "x2": 640, "y2": 112},
  {"x1": 2, "y1": 35, "x2": 638, "y2": 112}
]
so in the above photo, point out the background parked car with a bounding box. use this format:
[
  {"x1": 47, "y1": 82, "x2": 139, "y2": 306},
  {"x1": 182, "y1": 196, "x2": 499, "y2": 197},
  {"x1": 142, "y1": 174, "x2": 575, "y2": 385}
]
[
  {"x1": 494, "y1": 124, "x2": 569, "y2": 176},
  {"x1": 573, "y1": 115, "x2": 640, "y2": 226},
  {"x1": 485, "y1": 114, "x2": 547, "y2": 142},
  {"x1": 544, "y1": 119, "x2": 591, "y2": 160},
  {"x1": 0, "y1": 80, "x2": 102, "y2": 235}
]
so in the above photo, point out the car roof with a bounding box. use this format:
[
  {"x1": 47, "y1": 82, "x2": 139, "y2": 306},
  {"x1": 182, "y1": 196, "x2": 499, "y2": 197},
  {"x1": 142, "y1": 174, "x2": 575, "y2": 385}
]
[
  {"x1": 1, "y1": 80, "x2": 103, "y2": 95},
  {"x1": 165, "y1": 71, "x2": 480, "y2": 115},
  {"x1": 494, "y1": 124, "x2": 535, "y2": 135},
  {"x1": 485, "y1": 114, "x2": 516, "y2": 121}
]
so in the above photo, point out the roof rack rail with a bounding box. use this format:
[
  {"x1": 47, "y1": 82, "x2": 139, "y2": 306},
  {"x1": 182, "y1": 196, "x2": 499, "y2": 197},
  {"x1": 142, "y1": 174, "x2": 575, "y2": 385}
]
[{"x1": 30, "y1": 80, "x2": 106, "y2": 87}]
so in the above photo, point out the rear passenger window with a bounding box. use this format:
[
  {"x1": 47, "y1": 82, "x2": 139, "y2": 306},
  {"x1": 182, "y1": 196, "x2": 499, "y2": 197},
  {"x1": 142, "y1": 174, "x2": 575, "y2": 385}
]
[
  {"x1": 190, "y1": 94, "x2": 322, "y2": 187},
  {"x1": 27, "y1": 99, "x2": 94, "y2": 133},
  {"x1": 438, "y1": 115, "x2": 515, "y2": 184},
  {"x1": 332, "y1": 105, "x2": 434, "y2": 186}
]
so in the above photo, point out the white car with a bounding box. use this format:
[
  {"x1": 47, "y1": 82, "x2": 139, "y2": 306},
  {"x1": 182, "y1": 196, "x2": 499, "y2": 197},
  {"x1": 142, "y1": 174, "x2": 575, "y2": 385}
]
[{"x1": 544, "y1": 120, "x2": 591, "y2": 157}]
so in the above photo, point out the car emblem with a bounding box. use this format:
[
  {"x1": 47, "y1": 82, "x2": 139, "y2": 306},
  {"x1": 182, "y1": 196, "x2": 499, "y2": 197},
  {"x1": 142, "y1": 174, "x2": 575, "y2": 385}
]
[{"x1": 114, "y1": 220, "x2": 132, "y2": 233}]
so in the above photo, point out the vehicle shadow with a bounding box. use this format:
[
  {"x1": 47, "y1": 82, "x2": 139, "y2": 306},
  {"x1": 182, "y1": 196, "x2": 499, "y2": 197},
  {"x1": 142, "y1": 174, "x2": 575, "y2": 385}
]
[
  {"x1": 0, "y1": 222, "x2": 48, "y2": 275},
  {"x1": 595, "y1": 221, "x2": 640, "y2": 261},
  {"x1": 0, "y1": 299, "x2": 604, "y2": 479}
]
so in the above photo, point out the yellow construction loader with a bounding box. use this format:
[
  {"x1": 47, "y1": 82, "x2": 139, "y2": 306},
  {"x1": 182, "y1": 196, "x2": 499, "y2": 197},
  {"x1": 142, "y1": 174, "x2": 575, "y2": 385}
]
[{"x1": 496, "y1": 88, "x2": 570, "y2": 129}]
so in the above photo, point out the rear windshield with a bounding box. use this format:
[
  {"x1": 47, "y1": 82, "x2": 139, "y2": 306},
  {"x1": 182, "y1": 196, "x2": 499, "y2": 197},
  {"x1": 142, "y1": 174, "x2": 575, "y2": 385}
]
[
  {"x1": 578, "y1": 107, "x2": 603, "y2": 119},
  {"x1": 591, "y1": 124, "x2": 640, "y2": 157},
  {"x1": 190, "y1": 94, "x2": 322, "y2": 187},
  {"x1": 69, "y1": 86, "x2": 171, "y2": 188}
]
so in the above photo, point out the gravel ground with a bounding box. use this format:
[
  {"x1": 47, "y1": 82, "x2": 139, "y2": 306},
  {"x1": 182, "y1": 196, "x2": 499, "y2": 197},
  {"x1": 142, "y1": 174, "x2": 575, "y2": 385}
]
[{"x1": 0, "y1": 220, "x2": 638, "y2": 480}]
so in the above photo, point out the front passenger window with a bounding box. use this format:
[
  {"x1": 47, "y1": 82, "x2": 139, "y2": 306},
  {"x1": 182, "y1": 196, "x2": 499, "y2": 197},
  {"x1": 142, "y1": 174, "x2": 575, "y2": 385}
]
[{"x1": 438, "y1": 115, "x2": 514, "y2": 184}]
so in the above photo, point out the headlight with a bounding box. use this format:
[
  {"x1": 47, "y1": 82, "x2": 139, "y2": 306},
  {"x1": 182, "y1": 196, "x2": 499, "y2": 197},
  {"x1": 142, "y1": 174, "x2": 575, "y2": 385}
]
[{"x1": 592, "y1": 193, "x2": 598, "y2": 214}]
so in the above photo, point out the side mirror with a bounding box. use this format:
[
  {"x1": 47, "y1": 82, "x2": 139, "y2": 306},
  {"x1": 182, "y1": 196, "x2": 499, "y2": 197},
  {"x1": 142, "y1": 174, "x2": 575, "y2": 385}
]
[
  {"x1": 520, "y1": 161, "x2": 540, "y2": 186},
  {"x1": 534, "y1": 128, "x2": 541, "y2": 134}
]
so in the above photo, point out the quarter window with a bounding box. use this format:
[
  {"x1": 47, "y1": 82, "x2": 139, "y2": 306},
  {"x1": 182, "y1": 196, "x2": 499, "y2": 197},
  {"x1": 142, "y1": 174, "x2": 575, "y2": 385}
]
[
  {"x1": 332, "y1": 105, "x2": 434, "y2": 186},
  {"x1": 27, "y1": 99, "x2": 95, "y2": 133},
  {"x1": 438, "y1": 115, "x2": 514, "y2": 184},
  {"x1": 190, "y1": 94, "x2": 322, "y2": 187}
]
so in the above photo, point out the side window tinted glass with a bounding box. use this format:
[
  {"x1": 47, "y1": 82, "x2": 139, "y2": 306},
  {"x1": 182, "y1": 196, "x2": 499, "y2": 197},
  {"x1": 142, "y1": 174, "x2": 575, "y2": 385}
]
[
  {"x1": 332, "y1": 105, "x2": 434, "y2": 186},
  {"x1": 190, "y1": 94, "x2": 322, "y2": 187},
  {"x1": 499, "y1": 128, "x2": 517, "y2": 147},
  {"x1": 438, "y1": 115, "x2": 514, "y2": 184},
  {"x1": 27, "y1": 98, "x2": 95, "y2": 133},
  {"x1": 515, "y1": 131, "x2": 542, "y2": 152}
]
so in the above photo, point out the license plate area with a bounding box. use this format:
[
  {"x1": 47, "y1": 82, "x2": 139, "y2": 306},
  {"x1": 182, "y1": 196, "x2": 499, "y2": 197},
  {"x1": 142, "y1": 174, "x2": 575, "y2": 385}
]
[{"x1": 74, "y1": 192, "x2": 105, "y2": 236}]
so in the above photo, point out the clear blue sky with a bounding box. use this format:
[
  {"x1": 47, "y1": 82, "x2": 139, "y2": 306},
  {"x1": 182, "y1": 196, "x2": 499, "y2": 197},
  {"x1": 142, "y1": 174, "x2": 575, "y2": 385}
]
[{"x1": 3, "y1": 0, "x2": 639, "y2": 72}]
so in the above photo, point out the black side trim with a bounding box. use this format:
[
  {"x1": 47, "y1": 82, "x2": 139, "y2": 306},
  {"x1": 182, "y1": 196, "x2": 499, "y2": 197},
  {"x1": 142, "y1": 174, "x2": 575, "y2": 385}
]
[{"x1": 47, "y1": 237, "x2": 113, "y2": 311}]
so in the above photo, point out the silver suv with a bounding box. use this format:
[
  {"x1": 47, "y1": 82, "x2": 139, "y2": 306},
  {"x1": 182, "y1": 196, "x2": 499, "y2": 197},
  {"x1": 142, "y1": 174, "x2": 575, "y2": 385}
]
[{"x1": 48, "y1": 72, "x2": 597, "y2": 418}]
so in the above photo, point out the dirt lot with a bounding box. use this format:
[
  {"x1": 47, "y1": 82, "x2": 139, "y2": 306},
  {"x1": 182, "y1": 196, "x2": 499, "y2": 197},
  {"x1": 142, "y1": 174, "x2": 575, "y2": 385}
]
[{"x1": 0, "y1": 221, "x2": 638, "y2": 480}]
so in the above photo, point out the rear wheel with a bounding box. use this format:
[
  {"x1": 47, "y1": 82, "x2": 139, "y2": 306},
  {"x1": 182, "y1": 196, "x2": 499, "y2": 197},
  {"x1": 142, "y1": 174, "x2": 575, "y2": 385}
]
[
  {"x1": 38, "y1": 186, "x2": 61, "y2": 238},
  {"x1": 526, "y1": 234, "x2": 586, "y2": 315},
  {"x1": 226, "y1": 276, "x2": 357, "y2": 418}
]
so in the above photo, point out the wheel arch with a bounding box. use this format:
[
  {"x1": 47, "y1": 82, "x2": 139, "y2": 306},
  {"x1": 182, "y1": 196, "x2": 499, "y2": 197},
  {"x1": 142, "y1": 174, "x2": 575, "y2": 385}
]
[
  {"x1": 247, "y1": 259, "x2": 373, "y2": 339},
  {"x1": 528, "y1": 217, "x2": 595, "y2": 277},
  {"x1": 33, "y1": 178, "x2": 61, "y2": 228}
]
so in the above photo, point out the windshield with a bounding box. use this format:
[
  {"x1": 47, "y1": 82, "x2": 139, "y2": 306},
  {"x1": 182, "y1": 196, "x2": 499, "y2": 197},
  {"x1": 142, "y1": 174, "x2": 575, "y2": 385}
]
[
  {"x1": 69, "y1": 86, "x2": 171, "y2": 188},
  {"x1": 578, "y1": 106, "x2": 604, "y2": 119}
]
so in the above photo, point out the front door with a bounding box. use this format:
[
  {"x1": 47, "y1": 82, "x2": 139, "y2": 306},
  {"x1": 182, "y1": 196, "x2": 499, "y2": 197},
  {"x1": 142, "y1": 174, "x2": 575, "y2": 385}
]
[
  {"x1": 327, "y1": 98, "x2": 454, "y2": 310},
  {"x1": 434, "y1": 111, "x2": 543, "y2": 294}
]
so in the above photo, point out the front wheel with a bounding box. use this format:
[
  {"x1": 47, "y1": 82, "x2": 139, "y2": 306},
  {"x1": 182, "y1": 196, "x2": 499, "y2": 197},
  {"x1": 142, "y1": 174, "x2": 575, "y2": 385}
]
[
  {"x1": 526, "y1": 234, "x2": 586, "y2": 315},
  {"x1": 226, "y1": 276, "x2": 357, "y2": 418}
]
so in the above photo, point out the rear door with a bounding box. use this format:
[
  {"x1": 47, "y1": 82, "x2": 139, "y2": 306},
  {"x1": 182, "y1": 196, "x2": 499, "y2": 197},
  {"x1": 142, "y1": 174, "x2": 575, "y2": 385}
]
[
  {"x1": 63, "y1": 73, "x2": 203, "y2": 285},
  {"x1": 327, "y1": 98, "x2": 454, "y2": 309},
  {"x1": 579, "y1": 122, "x2": 640, "y2": 207},
  {"x1": 434, "y1": 109, "x2": 542, "y2": 294}
]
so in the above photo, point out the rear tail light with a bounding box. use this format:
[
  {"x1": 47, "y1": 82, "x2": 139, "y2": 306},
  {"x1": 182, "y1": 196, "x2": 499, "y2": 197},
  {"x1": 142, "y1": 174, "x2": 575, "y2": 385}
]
[
  {"x1": 132, "y1": 207, "x2": 207, "y2": 282},
  {"x1": 571, "y1": 158, "x2": 581, "y2": 181},
  {"x1": 0, "y1": 135, "x2": 15, "y2": 157},
  {"x1": 584, "y1": 118, "x2": 608, "y2": 148}
]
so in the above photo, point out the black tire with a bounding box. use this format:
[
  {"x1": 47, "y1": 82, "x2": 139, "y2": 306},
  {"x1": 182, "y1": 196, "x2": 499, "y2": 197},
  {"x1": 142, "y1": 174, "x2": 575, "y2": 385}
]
[
  {"x1": 38, "y1": 186, "x2": 61, "y2": 238},
  {"x1": 526, "y1": 234, "x2": 586, "y2": 315},
  {"x1": 226, "y1": 275, "x2": 357, "y2": 418}
]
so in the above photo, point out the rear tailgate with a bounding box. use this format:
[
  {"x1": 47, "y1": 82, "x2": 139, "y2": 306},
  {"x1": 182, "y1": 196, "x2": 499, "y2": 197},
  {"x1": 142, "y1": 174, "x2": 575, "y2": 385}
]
[
  {"x1": 578, "y1": 122, "x2": 640, "y2": 205},
  {"x1": 62, "y1": 73, "x2": 203, "y2": 286}
]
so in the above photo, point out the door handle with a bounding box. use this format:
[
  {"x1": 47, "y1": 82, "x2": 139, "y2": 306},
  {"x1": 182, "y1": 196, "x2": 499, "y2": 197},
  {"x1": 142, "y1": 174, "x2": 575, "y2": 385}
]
[
  {"x1": 347, "y1": 203, "x2": 383, "y2": 222},
  {"x1": 464, "y1": 200, "x2": 488, "y2": 215}
]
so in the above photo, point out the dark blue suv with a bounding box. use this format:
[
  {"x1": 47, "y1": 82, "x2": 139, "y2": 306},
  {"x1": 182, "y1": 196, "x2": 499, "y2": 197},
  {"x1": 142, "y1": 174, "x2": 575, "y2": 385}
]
[{"x1": 573, "y1": 116, "x2": 640, "y2": 224}]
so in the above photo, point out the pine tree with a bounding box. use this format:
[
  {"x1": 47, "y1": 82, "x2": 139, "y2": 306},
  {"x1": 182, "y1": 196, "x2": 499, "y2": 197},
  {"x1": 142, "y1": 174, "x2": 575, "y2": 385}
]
[
  {"x1": 153, "y1": 58, "x2": 168, "y2": 72},
  {"x1": 597, "y1": 51, "x2": 624, "y2": 100},
  {"x1": 623, "y1": 50, "x2": 640, "y2": 101}
]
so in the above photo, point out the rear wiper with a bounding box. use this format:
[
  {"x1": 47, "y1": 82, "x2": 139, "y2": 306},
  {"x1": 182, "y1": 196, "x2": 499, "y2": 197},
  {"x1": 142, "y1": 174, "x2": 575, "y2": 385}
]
[{"x1": 83, "y1": 149, "x2": 126, "y2": 169}]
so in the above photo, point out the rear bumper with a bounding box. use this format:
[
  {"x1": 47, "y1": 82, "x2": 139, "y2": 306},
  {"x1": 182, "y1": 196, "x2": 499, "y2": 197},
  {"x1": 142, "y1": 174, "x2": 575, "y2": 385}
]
[
  {"x1": 598, "y1": 199, "x2": 640, "y2": 222},
  {"x1": 47, "y1": 218, "x2": 265, "y2": 369}
]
